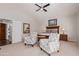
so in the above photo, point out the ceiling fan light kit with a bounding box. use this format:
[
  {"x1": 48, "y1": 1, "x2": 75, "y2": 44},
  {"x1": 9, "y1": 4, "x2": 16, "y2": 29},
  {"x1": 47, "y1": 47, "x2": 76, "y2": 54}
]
[{"x1": 35, "y1": 3, "x2": 50, "y2": 12}]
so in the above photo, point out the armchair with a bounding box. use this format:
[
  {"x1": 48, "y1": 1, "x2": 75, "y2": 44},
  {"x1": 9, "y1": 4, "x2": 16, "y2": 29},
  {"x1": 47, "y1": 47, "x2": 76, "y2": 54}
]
[
  {"x1": 39, "y1": 33, "x2": 60, "y2": 56},
  {"x1": 24, "y1": 32, "x2": 37, "y2": 47}
]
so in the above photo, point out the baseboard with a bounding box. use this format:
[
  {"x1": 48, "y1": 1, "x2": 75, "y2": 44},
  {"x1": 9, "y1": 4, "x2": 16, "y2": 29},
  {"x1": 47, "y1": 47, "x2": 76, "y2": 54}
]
[{"x1": 12, "y1": 40, "x2": 23, "y2": 44}]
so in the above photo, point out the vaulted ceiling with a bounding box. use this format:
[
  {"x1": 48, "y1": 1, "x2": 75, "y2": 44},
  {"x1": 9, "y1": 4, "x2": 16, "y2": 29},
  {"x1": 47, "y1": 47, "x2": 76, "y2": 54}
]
[
  {"x1": 18, "y1": 3, "x2": 79, "y2": 21},
  {"x1": 0, "y1": 3, "x2": 79, "y2": 21}
]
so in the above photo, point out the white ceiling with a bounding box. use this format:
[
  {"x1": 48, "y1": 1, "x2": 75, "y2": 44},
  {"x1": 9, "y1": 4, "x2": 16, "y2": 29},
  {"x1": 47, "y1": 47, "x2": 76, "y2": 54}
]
[
  {"x1": 19, "y1": 3, "x2": 79, "y2": 17},
  {"x1": 0, "y1": 3, "x2": 79, "y2": 20},
  {"x1": 17, "y1": 3, "x2": 79, "y2": 21}
]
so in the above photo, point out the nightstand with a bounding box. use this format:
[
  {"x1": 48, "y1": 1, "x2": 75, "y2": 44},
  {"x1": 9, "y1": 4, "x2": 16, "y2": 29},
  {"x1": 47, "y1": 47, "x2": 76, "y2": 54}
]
[{"x1": 60, "y1": 34, "x2": 68, "y2": 41}]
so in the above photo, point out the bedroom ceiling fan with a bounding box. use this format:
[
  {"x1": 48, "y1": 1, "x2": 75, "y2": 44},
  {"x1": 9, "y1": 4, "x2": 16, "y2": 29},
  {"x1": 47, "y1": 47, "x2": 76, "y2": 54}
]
[{"x1": 35, "y1": 3, "x2": 50, "y2": 12}]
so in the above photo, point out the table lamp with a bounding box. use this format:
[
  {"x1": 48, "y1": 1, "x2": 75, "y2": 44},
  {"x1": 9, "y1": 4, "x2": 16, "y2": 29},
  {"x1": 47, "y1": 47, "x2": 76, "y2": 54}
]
[{"x1": 62, "y1": 28, "x2": 65, "y2": 34}]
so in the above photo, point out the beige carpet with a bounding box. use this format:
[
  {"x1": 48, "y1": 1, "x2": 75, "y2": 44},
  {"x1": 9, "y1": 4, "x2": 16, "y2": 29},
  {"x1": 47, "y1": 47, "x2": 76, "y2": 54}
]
[{"x1": 0, "y1": 41, "x2": 79, "y2": 56}]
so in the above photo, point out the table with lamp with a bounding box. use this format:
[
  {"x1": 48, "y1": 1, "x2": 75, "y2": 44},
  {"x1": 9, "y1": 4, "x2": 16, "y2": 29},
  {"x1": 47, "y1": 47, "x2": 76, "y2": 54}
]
[{"x1": 60, "y1": 28, "x2": 68, "y2": 41}]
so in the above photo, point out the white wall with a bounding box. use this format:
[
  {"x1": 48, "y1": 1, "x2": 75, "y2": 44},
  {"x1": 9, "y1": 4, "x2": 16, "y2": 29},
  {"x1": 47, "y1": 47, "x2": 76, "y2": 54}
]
[
  {"x1": 12, "y1": 21, "x2": 22, "y2": 43},
  {"x1": 77, "y1": 12, "x2": 79, "y2": 45}
]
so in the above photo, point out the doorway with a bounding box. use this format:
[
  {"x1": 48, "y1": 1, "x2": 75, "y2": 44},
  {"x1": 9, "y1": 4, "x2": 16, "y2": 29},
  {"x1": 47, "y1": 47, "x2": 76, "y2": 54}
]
[
  {"x1": 0, "y1": 21, "x2": 12, "y2": 46},
  {"x1": 0, "y1": 23, "x2": 6, "y2": 40}
]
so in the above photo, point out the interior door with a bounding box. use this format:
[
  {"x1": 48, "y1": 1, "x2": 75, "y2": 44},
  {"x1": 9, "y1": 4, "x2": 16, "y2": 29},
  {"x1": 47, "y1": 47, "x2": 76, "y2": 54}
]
[{"x1": 0, "y1": 23, "x2": 6, "y2": 41}]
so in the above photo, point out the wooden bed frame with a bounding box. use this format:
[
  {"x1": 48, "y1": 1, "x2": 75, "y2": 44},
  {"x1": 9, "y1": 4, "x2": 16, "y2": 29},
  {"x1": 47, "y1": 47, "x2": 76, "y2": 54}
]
[{"x1": 46, "y1": 26, "x2": 60, "y2": 33}]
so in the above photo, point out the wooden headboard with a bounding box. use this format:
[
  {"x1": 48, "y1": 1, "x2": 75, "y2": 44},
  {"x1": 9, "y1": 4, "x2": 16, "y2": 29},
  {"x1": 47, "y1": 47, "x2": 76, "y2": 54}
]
[{"x1": 46, "y1": 26, "x2": 60, "y2": 33}]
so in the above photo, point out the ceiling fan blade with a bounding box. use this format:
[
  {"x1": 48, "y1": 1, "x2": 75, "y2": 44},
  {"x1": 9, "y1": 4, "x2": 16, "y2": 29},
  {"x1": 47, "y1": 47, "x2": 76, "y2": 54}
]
[
  {"x1": 35, "y1": 4, "x2": 41, "y2": 8},
  {"x1": 36, "y1": 8, "x2": 41, "y2": 12},
  {"x1": 43, "y1": 3, "x2": 50, "y2": 8},
  {"x1": 43, "y1": 9, "x2": 47, "y2": 12}
]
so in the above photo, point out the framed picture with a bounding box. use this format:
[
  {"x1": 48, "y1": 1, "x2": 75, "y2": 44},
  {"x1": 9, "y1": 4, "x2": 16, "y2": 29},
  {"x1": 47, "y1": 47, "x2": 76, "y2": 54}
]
[
  {"x1": 23, "y1": 23, "x2": 30, "y2": 33},
  {"x1": 48, "y1": 19, "x2": 57, "y2": 26}
]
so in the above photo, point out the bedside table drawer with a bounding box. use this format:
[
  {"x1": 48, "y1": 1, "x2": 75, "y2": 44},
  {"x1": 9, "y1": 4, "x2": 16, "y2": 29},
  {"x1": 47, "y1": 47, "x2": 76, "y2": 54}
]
[{"x1": 60, "y1": 34, "x2": 68, "y2": 41}]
